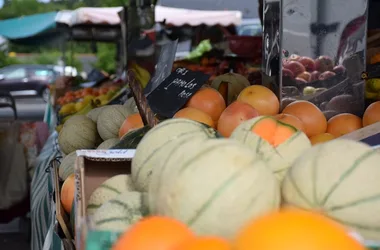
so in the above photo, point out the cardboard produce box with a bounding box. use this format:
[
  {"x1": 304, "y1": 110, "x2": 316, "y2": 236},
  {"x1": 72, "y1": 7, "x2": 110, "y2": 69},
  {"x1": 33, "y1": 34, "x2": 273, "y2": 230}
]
[{"x1": 74, "y1": 149, "x2": 135, "y2": 250}]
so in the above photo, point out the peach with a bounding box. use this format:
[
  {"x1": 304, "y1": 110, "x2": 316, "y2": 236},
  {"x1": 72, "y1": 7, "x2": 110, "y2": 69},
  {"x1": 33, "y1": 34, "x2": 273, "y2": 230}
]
[
  {"x1": 333, "y1": 65, "x2": 346, "y2": 75},
  {"x1": 319, "y1": 71, "x2": 336, "y2": 81},
  {"x1": 310, "y1": 71, "x2": 321, "y2": 81},
  {"x1": 288, "y1": 54, "x2": 300, "y2": 61},
  {"x1": 297, "y1": 71, "x2": 311, "y2": 82},
  {"x1": 284, "y1": 61, "x2": 305, "y2": 77},
  {"x1": 282, "y1": 68, "x2": 295, "y2": 78},
  {"x1": 298, "y1": 56, "x2": 316, "y2": 72},
  {"x1": 315, "y1": 55, "x2": 334, "y2": 72},
  {"x1": 217, "y1": 101, "x2": 259, "y2": 137}
]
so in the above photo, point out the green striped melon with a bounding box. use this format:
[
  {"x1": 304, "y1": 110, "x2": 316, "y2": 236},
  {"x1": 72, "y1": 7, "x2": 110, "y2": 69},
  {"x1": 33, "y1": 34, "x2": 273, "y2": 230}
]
[
  {"x1": 87, "y1": 175, "x2": 135, "y2": 216},
  {"x1": 97, "y1": 105, "x2": 132, "y2": 140},
  {"x1": 59, "y1": 151, "x2": 77, "y2": 181},
  {"x1": 282, "y1": 139, "x2": 380, "y2": 241},
  {"x1": 153, "y1": 138, "x2": 280, "y2": 239},
  {"x1": 86, "y1": 107, "x2": 105, "y2": 123},
  {"x1": 58, "y1": 115, "x2": 101, "y2": 155},
  {"x1": 131, "y1": 118, "x2": 220, "y2": 192},
  {"x1": 92, "y1": 191, "x2": 149, "y2": 232},
  {"x1": 230, "y1": 116, "x2": 311, "y2": 180},
  {"x1": 97, "y1": 138, "x2": 120, "y2": 149}
]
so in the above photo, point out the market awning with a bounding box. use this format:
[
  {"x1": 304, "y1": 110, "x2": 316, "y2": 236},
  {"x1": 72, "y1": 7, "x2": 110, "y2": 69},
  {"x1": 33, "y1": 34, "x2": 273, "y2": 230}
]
[
  {"x1": 0, "y1": 12, "x2": 60, "y2": 43},
  {"x1": 155, "y1": 6, "x2": 242, "y2": 26},
  {"x1": 157, "y1": 0, "x2": 258, "y2": 19},
  {"x1": 56, "y1": 6, "x2": 242, "y2": 27}
]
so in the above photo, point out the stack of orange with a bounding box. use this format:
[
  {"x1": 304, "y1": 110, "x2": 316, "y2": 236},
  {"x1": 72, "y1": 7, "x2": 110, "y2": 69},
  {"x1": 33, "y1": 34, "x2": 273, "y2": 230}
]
[{"x1": 110, "y1": 209, "x2": 365, "y2": 250}]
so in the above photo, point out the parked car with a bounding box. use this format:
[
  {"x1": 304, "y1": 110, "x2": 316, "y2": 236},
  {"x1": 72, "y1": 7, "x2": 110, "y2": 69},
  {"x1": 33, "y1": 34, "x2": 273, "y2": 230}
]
[
  {"x1": 0, "y1": 64, "x2": 59, "y2": 101},
  {"x1": 236, "y1": 18, "x2": 262, "y2": 36}
]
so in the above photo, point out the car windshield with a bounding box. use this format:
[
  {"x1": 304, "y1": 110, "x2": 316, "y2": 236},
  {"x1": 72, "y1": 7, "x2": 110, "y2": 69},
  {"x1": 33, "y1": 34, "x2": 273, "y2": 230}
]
[{"x1": 0, "y1": 67, "x2": 27, "y2": 80}]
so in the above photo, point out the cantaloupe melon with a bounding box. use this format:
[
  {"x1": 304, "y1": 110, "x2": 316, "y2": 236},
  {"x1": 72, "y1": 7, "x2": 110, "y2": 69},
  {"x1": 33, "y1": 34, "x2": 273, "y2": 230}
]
[
  {"x1": 211, "y1": 73, "x2": 250, "y2": 105},
  {"x1": 148, "y1": 137, "x2": 212, "y2": 214},
  {"x1": 132, "y1": 118, "x2": 220, "y2": 192},
  {"x1": 231, "y1": 116, "x2": 311, "y2": 180},
  {"x1": 97, "y1": 138, "x2": 120, "y2": 149},
  {"x1": 59, "y1": 151, "x2": 77, "y2": 181},
  {"x1": 58, "y1": 115, "x2": 101, "y2": 155},
  {"x1": 86, "y1": 107, "x2": 105, "y2": 123},
  {"x1": 124, "y1": 97, "x2": 139, "y2": 114},
  {"x1": 97, "y1": 105, "x2": 132, "y2": 140},
  {"x1": 92, "y1": 191, "x2": 149, "y2": 232},
  {"x1": 153, "y1": 138, "x2": 280, "y2": 239},
  {"x1": 282, "y1": 139, "x2": 380, "y2": 241},
  {"x1": 87, "y1": 175, "x2": 135, "y2": 216}
]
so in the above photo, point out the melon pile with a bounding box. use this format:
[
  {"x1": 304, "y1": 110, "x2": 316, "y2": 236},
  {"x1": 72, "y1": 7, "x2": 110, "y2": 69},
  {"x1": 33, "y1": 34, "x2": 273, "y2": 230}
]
[
  {"x1": 76, "y1": 118, "x2": 379, "y2": 248},
  {"x1": 57, "y1": 98, "x2": 144, "y2": 181}
]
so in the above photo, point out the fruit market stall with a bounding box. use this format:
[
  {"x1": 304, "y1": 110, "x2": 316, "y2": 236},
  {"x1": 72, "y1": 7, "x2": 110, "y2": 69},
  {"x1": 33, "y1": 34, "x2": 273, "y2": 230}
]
[
  {"x1": 33, "y1": 2, "x2": 380, "y2": 250},
  {"x1": 47, "y1": 59, "x2": 380, "y2": 250}
]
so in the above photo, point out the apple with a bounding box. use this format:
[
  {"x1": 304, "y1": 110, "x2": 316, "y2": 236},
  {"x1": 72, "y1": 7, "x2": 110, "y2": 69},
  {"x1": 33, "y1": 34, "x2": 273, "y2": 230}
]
[
  {"x1": 282, "y1": 68, "x2": 295, "y2": 78},
  {"x1": 333, "y1": 65, "x2": 346, "y2": 75},
  {"x1": 315, "y1": 55, "x2": 334, "y2": 72},
  {"x1": 284, "y1": 61, "x2": 306, "y2": 77},
  {"x1": 298, "y1": 56, "x2": 316, "y2": 72},
  {"x1": 297, "y1": 71, "x2": 312, "y2": 82},
  {"x1": 310, "y1": 71, "x2": 321, "y2": 81},
  {"x1": 318, "y1": 71, "x2": 336, "y2": 80}
]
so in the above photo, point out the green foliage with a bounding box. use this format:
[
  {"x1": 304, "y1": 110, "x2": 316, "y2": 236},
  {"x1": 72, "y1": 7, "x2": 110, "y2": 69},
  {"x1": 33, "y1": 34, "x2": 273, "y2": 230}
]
[
  {"x1": 0, "y1": 51, "x2": 21, "y2": 68},
  {"x1": 95, "y1": 43, "x2": 117, "y2": 74}
]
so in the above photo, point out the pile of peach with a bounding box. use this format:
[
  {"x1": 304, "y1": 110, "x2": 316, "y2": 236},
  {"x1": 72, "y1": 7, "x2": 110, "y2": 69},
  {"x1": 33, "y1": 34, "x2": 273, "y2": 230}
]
[{"x1": 283, "y1": 54, "x2": 346, "y2": 83}]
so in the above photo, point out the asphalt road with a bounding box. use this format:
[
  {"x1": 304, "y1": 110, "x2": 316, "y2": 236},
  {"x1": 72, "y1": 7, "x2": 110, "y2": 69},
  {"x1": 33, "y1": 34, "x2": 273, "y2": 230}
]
[{"x1": 0, "y1": 96, "x2": 46, "y2": 122}]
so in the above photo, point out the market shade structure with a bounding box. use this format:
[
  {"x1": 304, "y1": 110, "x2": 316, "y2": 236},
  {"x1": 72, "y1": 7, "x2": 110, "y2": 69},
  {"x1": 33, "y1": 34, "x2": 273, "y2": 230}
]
[
  {"x1": 157, "y1": 0, "x2": 258, "y2": 18},
  {"x1": 55, "y1": 6, "x2": 242, "y2": 27},
  {"x1": 0, "y1": 12, "x2": 64, "y2": 45}
]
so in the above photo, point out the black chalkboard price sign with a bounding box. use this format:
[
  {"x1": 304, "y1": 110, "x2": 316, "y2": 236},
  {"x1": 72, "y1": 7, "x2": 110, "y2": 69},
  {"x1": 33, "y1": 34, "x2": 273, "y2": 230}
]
[
  {"x1": 144, "y1": 39, "x2": 178, "y2": 96},
  {"x1": 146, "y1": 67, "x2": 210, "y2": 118}
]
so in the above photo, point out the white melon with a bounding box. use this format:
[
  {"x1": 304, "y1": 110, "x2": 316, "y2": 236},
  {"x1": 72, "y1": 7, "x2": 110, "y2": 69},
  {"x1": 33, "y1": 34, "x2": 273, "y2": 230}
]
[
  {"x1": 92, "y1": 191, "x2": 148, "y2": 232},
  {"x1": 59, "y1": 151, "x2": 77, "y2": 181},
  {"x1": 231, "y1": 116, "x2": 311, "y2": 180},
  {"x1": 87, "y1": 175, "x2": 135, "y2": 216},
  {"x1": 97, "y1": 138, "x2": 120, "y2": 149},
  {"x1": 131, "y1": 118, "x2": 219, "y2": 192},
  {"x1": 97, "y1": 105, "x2": 132, "y2": 140},
  {"x1": 282, "y1": 139, "x2": 380, "y2": 241},
  {"x1": 153, "y1": 138, "x2": 280, "y2": 240}
]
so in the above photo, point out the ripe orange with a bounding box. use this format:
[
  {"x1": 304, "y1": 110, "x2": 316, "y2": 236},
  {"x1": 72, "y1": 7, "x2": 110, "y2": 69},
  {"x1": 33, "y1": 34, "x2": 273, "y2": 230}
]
[
  {"x1": 234, "y1": 208, "x2": 365, "y2": 250},
  {"x1": 326, "y1": 113, "x2": 362, "y2": 137},
  {"x1": 309, "y1": 133, "x2": 335, "y2": 145},
  {"x1": 111, "y1": 216, "x2": 194, "y2": 250},
  {"x1": 282, "y1": 100, "x2": 327, "y2": 137},
  {"x1": 174, "y1": 107, "x2": 215, "y2": 128},
  {"x1": 119, "y1": 113, "x2": 144, "y2": 138},
  {"x1": 186, "y1": 87, "x2": 226, "y2": 122},
  {"x1": 237, "y1": 85, "x2": 280, "y2": 115},
  {"x1": 363, "y1": 101, "x2": 380, "y2": 127}
]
